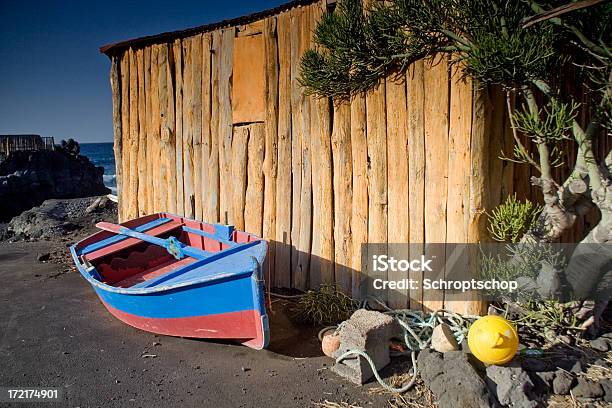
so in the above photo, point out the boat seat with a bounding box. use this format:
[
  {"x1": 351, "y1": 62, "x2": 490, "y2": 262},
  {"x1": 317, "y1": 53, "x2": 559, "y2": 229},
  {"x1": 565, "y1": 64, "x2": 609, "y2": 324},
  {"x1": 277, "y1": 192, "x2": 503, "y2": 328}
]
[
  {"x1": 85, "y1": 220, "x2": 183, "y2": 263},
  {"x1": 114, "y1": 257, "x2": 196, "y2": 288}
]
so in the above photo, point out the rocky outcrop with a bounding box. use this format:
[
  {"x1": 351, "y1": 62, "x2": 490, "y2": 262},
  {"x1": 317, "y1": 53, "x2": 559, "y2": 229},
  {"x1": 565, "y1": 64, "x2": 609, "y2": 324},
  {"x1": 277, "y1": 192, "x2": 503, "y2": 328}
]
[
  {"x1": 0, "y1": 150, "x2": 109, "y2": 221},
  {"x1": 6, "y1": 196, "x2": 117, "y2": 241}
]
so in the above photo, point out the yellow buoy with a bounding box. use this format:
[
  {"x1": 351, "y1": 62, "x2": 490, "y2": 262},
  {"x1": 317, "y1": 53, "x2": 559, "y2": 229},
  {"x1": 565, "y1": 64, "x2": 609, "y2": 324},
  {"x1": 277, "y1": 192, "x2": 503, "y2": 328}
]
[{"x1": 467, "y1": 315, "x2": 519, "y2": 365}]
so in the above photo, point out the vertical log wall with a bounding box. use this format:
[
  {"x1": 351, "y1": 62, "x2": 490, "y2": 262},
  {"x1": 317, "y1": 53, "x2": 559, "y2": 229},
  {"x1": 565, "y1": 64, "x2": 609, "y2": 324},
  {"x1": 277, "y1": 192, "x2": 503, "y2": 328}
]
[{"x1": 107, "y1": 0, "x2": 525, "y2": 313}]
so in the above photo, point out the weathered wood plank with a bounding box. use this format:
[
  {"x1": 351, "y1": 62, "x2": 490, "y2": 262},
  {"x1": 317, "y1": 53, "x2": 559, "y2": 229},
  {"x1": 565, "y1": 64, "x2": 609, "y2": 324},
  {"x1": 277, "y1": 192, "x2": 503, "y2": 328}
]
[
  {"x1": 487, "y1": 87, "x2": 506, "y2": 209},
  {"x1": 208, "y1": 31, "x2": 221, "y2": 223},
  {"x1": 110, "y1": 56, "x2": 123, "y2": 221},
  {"x1": 386, "y1": 76, "x2": 409, "y2": 309},
  {"x1": 289, "y1": 7, "x2": 303, "y2": 284},
  {"x1": 350, "y1": 92, "x2": 367, "y2": 299},
  {"x1": 173, "y1": 39, "x2": 185, "y2": 215},
  {"x1": 366, "y1": 80, "x2": 388, "y2": 303},
  {"x1": 275, "y1": 11, "x2": 292, "y2": 288},
  {"x1": 159, "y1": 43, "x2": 177, "y2": 214},
  {"x1": 119, "y1": 51, "x2": 130, "y2": 221},
  {"x1": 231, "y1": 125, "x2": 249, "y2": 230},
  {"x1": 262, "y1": 17, "x2": 279, "y2": 287},
  {"x1": 245, "y1": 122, "x2": 265, "y2": 235},
  {"x1": 465, "y1": 83, "x2": 492, "y2": 316},
  {"x1": 182, "y1": 38, "x2": 195, "y2": 218},
  {"x1": 201, "y1": 34, "x2": 213, "y2": 222},
  {"x1": 136, "y1": 48, "x2": 147, "y2": 216},
  {"x1": 232, "y1": 34, "x2": 266, "y2": 124},
  {"x1": 445, "y1": 67, "x2": 473, "y2": 314},
  {"x1": 144, "y1": 47, "x2": 154, "y2": 214},
  {"x1": 309, "y1": 1, "x2": 333, "y2": 289},
  {"x1": 192, "y1": 35, "x2": 203, "y2": 220},
  {"x1": 332, "y1": 101, "x2": 352, "y2": 294},
  {"x1": 150, "y1": 45, "x2": 162, "y2": 213},
  {"x1": 127, "y1": 48, "x2": 139, "y2": 220},
  {"x1": 218, "y1": 28, "x2": 234, "y2": 224},
  {"x1": 423, "y1": 56, "x2": 449, "y2": 312},
  {"x1": 295, "y1": 6, "x2": 313, "y2": 291},
  {"x1": 407, "y1": 61, "x2": 425, "y2": 310}
]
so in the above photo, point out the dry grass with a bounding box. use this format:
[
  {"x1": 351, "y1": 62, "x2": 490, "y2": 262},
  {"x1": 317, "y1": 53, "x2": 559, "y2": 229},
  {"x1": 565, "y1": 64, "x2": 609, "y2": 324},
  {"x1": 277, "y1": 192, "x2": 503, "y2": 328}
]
[
  {"x1": 368, "y1": 373, "x2": 415, "y2": 396},
  {"x1": 312, "y1": 400, "x2": 362, "y2": 408},
  {"x1": 368, "y1": 377, "x2": 437, "y2": 408}
]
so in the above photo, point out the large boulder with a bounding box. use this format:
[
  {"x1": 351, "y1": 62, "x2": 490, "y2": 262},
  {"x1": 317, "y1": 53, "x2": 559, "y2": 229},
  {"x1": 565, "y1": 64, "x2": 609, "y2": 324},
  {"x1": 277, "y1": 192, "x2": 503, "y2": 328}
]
[
  {"x1": 417, "y1": 349, "x2": 492, "y2": 408},
  {"x1": 0, "y1": 150, "x2": 109, "y2": 221}
]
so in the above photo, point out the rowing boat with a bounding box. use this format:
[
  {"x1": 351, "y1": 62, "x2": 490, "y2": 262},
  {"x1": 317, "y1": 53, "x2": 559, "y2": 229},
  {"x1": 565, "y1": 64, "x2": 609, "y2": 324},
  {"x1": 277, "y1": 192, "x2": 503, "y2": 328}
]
[{"x1": 69, "y1": 213, "x2": 269, "y2": 349}]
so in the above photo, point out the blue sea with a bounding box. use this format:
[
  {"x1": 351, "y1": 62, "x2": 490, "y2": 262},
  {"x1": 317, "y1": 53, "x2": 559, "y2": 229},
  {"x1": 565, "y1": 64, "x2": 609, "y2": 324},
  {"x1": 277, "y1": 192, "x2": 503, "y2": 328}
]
[{"x1": 80, "y1": 142, "x2": 116, "y2": 194}]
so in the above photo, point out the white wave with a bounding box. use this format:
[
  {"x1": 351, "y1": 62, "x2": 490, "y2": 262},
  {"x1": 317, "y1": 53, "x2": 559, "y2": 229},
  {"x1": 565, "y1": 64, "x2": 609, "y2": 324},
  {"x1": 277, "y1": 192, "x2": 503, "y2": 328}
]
[{"x1": 103, "y1": 174, "x2": 116, "y2": 183}]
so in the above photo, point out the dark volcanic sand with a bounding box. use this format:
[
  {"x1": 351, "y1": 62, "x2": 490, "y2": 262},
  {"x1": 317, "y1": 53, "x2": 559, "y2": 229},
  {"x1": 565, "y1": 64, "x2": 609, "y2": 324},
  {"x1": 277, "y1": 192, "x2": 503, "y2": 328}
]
[{"x1": 0, "y1": 240, "x2": 391, "y2": 408}]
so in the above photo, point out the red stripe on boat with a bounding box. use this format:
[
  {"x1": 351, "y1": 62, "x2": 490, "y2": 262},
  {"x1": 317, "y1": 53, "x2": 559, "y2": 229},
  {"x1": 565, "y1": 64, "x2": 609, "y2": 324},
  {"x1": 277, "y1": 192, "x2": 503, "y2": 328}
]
[{"x1": 100, "y1": 300, "x2": 266, "y2": 349}]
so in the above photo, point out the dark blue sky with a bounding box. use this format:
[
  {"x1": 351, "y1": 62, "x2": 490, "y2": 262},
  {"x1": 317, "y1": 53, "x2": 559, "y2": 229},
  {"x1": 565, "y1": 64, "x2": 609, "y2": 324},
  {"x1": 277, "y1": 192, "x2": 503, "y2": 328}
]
[{"x1": 0, "y1": 0, "x2": 286, "y2": 143}]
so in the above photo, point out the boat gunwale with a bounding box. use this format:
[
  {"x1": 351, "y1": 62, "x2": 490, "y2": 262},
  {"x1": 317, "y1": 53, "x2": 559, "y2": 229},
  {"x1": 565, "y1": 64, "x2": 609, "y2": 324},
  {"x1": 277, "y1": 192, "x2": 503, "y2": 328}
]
[{"x1": 70, "y1": 213, "x2": 268, "y2": 295}]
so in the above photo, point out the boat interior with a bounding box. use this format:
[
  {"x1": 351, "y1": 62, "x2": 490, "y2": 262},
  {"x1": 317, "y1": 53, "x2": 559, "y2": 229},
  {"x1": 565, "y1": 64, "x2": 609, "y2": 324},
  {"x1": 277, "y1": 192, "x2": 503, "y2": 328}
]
[{"x1": 75, "y1": 214, "x2": 261, "y2": 289}]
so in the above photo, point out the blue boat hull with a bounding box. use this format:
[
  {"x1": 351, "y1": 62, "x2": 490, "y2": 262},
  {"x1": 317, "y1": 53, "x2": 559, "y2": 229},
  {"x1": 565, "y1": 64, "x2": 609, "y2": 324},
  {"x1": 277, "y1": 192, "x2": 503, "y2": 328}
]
[{"x1": 70, "y1": 213, "x2": 269, "y2": 349}]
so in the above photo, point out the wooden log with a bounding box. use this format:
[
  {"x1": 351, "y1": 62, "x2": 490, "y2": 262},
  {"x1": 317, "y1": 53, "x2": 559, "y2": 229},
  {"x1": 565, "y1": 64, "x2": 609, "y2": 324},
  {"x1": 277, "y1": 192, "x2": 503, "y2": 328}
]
[
  {"x1": 332, "y1": 101, "x2": 352, "y2": 294},
  {"x1": 487, "y1": 87, "x2": 506, "y2": 209},
  {"x1": 173, "y1": 39, "x2": 185, "y2": 216},
  {"x1": 445, "y1": 67, "x2": 473, "y2": 314},
  {"x1": 500, "y1": 96, "x2": 514, "y2": 199},
  {"x1": 192, "y1": 35, "x2": 204, "y2": 220},
  {"x1": 218, "y1": 28, "x2": 234, "y2": 224},
  {"x1": 262, "y1": 17, "x2": 279, "y2": 287},
  {"x1": 110, "y1": 56, "x2": 123, "y2": 221},
  {"x1": 191, "y1": 35, "x2": 203, "y2": 220},
  {"x1": 311, "y1": 92, "x2": 333, "y2": 288},
  {"x1": 295, "y1": 7, "x2": 313, "y2": 291},
  {"x1": 309, "y1": 1, "x2": 333, "y2": 289},
  {"x1": 159, "y1": 43, "x2": 177, "y2": 214},
  {"x1": 137, "y1": 49, "x2": 147, "y2": 216},
  {"x1": 128, "y1": 48, "x2": 139, "y2": 220},
  {"x1": 245, "y1": 122, "x2": 265, "y2": 235},
  {"x1": 468, "y1": 85, "x2": 491, "y2": 244},
  {"x1": 289, "y1": 7, "x2": 303, "y2": 283},
  {"x1": 182, "y1": 38, "x2": 195, "y2": 218},
  {"x1": 366, "y1": 79, "x2": 388, "y2": 303},
  {"x1": 465, "y1": 83, "x2": 491, "y2": 316},
  {"x1": 144, "y1": 47, "x2": 154, "y2": 214},
  {"x1": 231, "y1": 125, "x2": 249, "y2": 230},
  {"x1": 208, "y1": 31, "x2": 221, "y2": 223},
  {"x1": 407, "y1": 61, "x2": 425, "y2": 310},
  {"x1": 423, "y1": 56, "x2": 449, "y2": 313},
  {"x1": 386, "y1": 75, "x2": 409, "y2": 309},
  {"x1": 201, "y1": 33, "x2": 213, "y2": 222},
  {"x1": 350, "y1": 92, "x2": 367, "y2": 299},
  {"x1": 275, "y1": 11, "x2": 292, "y2": 288},
  {"x1": 150, "y1": 45, "x2": 162, "y2": 213}
]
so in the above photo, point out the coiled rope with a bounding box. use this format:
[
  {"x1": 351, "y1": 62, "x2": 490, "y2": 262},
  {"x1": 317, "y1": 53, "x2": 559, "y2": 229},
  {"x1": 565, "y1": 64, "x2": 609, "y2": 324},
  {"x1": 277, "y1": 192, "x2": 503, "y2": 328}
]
[{"x1": 332, "y1": 296, "x2": 477, "y2": 394}]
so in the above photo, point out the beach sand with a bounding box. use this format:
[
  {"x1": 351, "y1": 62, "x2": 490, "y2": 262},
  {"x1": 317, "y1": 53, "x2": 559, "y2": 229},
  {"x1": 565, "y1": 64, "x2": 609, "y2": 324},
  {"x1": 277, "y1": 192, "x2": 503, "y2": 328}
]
[{"x1": 0, "y1": 199, "x2": 391, "y2": 407}]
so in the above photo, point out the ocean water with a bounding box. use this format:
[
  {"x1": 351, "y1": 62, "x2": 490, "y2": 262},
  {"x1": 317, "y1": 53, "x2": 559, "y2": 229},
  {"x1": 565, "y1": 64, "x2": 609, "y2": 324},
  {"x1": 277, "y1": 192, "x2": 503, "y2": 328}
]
[{"x1": 80, "y1": 142, "x2": 116, "y2": 194}]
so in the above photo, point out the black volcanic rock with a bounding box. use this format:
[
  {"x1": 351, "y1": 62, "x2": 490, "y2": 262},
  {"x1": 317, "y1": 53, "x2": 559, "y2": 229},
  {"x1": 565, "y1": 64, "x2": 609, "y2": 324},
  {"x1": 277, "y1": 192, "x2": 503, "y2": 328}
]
[{"x1": 0, "y1": 150, "x2": 109, "y2": 221}]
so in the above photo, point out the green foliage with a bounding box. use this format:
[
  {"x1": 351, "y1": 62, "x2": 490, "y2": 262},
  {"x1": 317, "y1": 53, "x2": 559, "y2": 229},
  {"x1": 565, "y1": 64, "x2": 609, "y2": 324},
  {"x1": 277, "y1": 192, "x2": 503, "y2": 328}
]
[
  {"x1": 300, "y1": 0, "x2": 567, "y2": 97},
  {"x1": 513, "y1": 98, "x2": 579, "y2": 143},
  {"x1": 293, "y1": 285, "x2": 357, "y2": 325},
  {"x1": 487, "y1": 194, "x2": 542, "y2": 243},
  {"x1": 479, "y1": 242, "x2": 565, "y2": 301},
  {"x1": 511, "y1": 299, "x2": 580, "y2": 331}
]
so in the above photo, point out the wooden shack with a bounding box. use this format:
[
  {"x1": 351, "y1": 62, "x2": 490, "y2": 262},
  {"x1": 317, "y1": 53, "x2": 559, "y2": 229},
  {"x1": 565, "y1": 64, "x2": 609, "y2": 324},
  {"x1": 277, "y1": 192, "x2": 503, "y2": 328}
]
[{"x1": 100, "y1": 0, "x2": 527, "y2": 314}]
